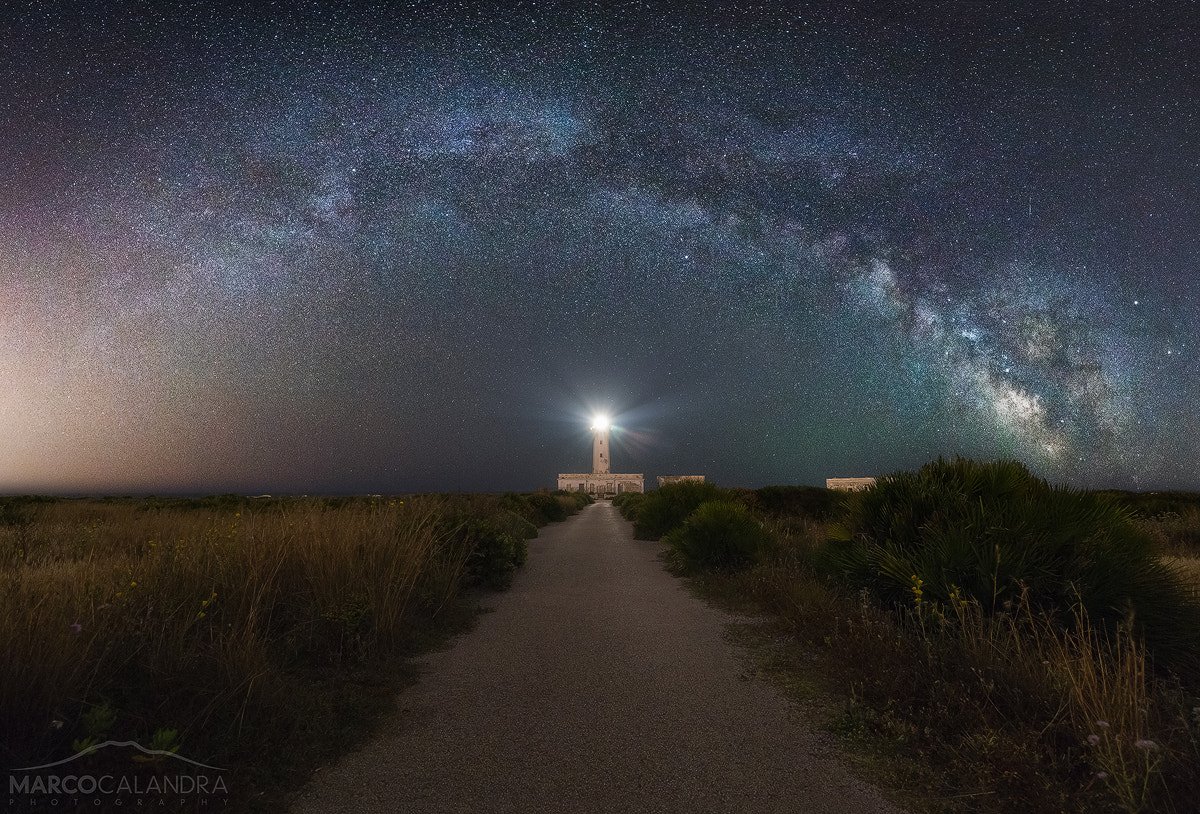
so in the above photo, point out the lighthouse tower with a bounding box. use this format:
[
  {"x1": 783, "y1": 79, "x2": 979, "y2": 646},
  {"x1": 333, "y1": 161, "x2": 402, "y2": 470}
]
[
  {"x1": 591, "y1": 416, "x2": 610, "y2": 474},
  {"x1": 556, "y1": 412, "x2": 642, "y2": 495}
]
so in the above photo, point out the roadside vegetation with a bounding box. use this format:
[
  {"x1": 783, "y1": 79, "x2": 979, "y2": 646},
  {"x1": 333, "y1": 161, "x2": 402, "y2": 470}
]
[
  {"x1": 0, "y1": 489, "x2": 590, "y2": 812},
  {"x1": 616, "y1": 461, "x2": 1200, "y2": 813}
]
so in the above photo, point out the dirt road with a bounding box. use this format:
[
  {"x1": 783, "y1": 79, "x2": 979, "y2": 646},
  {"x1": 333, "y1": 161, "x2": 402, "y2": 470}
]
[{"x1": 290, "y1": 500, "x2": 905, "y2": 813}]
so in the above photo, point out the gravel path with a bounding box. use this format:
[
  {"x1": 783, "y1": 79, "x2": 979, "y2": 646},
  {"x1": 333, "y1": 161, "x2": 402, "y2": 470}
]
[{"x1": 290, "y1": 501, "x2": 905, "y2": 813}]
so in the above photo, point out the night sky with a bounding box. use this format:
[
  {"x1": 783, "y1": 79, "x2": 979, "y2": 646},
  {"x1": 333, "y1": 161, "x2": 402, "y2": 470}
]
[{"x1": 2, "y1": 1, "x2": 1198, "y2": 495}]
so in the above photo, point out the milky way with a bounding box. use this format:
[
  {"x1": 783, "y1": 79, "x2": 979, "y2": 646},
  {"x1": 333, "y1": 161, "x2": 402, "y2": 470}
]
[{"x1": 2, "y1": 2, "x2": 1197, "y2": 493}]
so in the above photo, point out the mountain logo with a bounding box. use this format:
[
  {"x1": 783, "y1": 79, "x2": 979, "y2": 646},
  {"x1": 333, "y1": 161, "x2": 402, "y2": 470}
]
[{"x1": 12, "y1": 740, "x2": 225, "y2": 772}]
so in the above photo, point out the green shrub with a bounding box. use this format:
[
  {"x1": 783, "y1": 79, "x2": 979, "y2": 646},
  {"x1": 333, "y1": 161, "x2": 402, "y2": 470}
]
[
  {"x1": 614, "y1": 494, "x2": 643, "y2": 518},
  {"x1": 448, "y1": 517, "x2": 528, "y2": 590},
  {"x1": 554, "y1": 494, "x2": 577, "y2": 517},
  {"x1": 0, "y1": 495, "x2": 57, "y2": 528},
  {"x1": 524, "y1": 492, "x2": 568, "y2": 524},
  {"x1": 633, "y1": 481, "x2": 727, "y2": 540},
  {"x1": 495, "y1": 491, "x2": 590, "y2": 532},
  {"x1": 612, "y1": 491, "x2": 645, "y2": 521},
  {"x1": 821, "y1": 457, "x2": 1200, "y2": 670},
  {"x1": 496, "y1": 492, "x2": 540, "y2": 527},
  {"x1": 665, "y1": 500, "x2": 774, "y2": 572}
]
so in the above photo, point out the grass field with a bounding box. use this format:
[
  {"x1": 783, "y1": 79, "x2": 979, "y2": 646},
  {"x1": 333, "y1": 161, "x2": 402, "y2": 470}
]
[{"x1": 0, "y1": 490, "x2": 588, "y2": 812}]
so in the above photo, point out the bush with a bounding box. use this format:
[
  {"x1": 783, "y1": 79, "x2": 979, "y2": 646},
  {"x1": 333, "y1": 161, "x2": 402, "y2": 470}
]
[
  {"x1": 524, "y1": 492, "x2": 569, "y2": 524},
  {"x1": 495, "y1": 491, "x2": 590, "y2": 532},
  {"x1": 448, "y1": 517, "x2": 528, "y2": 590},
  {"x1": 0, "y1": 495, "x2": 58, "y2": 529},
  {"x1": 614, "y1": 494, "x2": 643, "y2": 518},
  {"x1": 612, "y1": 491, "x2": 645, "y2": 521},
  {"x1": 821, "y1": 457, "x2": 1200, "y2": 671},
  {"x1": 633, "y1": 481, "x2": 728, "y2": 540},
  {"x1": 665, "y1": 500, "x2": 774, "y2": 572},
  {"x1": 554, "y1": 490, "x2": 595, "y2": 512}
]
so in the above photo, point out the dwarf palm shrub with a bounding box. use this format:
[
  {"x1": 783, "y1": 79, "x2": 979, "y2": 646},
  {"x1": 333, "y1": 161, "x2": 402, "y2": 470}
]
[
  {"x1": 665, "y1": 500, "x2": 774, "y2": 572},
  {"x1": 822, "y1": 457, "x2": 1200, "y2": 670}
]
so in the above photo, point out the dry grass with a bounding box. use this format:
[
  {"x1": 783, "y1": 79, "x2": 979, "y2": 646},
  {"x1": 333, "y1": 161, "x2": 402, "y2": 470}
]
[
  {"x1": 693, "y1": 518, "x2": 1200, "y2": 814},
  {"x1": 0, "y1": 492, "x2": 567, "y2": 810},
  {"x1": 1136, "y1": 506, "x2": 1200, "y2": 560}
]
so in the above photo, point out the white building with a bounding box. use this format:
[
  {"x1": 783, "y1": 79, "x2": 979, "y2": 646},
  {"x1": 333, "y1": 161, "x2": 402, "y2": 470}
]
[
  {"x1": 558, "y1": 417, "x2": 643, "y2": 495},
  {"x1": 825, "y1": 477, "x2": 876, "y2": 491},
  {"x1": 657, "y1": 475, "x2": 706, "y2": 486}
]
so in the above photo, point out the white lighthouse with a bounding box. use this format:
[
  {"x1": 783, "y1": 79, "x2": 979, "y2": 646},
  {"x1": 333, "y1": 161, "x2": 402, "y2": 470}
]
[
  {"x1": 556, "y1": 412, "x2": 643, "y2": 496},
  {"x1": 591, "y1": 416, "x2": 611, "y2": 474}
]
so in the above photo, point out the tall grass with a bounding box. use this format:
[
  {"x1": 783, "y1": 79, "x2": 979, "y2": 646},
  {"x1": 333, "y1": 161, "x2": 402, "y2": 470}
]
[{"x1": 0, "y1": 491, "x2": 581, "y2": 808}]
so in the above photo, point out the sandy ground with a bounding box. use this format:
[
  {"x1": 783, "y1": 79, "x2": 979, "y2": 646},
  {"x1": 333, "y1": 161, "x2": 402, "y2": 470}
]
[{"x1": 289, "y1": 500, "x2": 906, "y2": 813}]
